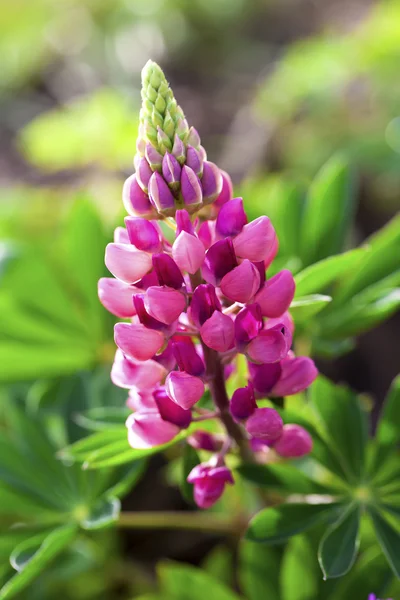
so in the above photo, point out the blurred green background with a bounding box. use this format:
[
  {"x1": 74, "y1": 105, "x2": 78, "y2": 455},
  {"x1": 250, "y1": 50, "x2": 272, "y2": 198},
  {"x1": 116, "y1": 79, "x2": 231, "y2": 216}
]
[{"x1": 1, "y1": 0, "x2": 400, "y2": 598}]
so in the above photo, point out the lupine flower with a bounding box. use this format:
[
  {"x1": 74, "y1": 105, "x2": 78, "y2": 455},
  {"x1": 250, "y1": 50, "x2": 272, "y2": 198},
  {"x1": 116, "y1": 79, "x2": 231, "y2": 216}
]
[
  {"x1": 273, "y1": 424, "x2": 313, "y2": 458},
  {"x1": 368, "y1": 595, "x2": 393, "y2": 600},
  {"x1": 187, "y1": 462, "x2": 234, "y2": 508},
  {"x1": 100, "y1": 60, "x2": 319, "y2": 510}
]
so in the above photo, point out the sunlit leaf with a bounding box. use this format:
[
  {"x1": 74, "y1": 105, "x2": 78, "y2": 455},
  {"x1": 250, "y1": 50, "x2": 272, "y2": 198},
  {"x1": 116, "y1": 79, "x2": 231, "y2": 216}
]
[{"x1": 318, "y1": 504, "x2": 360, "y2": 579}]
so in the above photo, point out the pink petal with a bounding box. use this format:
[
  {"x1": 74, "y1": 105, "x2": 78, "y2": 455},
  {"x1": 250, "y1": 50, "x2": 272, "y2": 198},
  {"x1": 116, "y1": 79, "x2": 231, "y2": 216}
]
[
  {"x1": 200, "y1": 311, "x2": 234, "y2": 352},
  {"x1": 98, "y1": 277, "x2": 137, "y2": 318},
  {"x1": 220, "y1": 260, "x2": 260, "y2": 303},
  {"x1": 114, "y1": 322, "x2": 164, "y2": 362},
  {"x1": 105, "y1": 243, "x2": 152, "y2": 284},
  {"x1": 254, "y1": 270, "x2": 295, "y2": 318},
  {"x1": 246, "y1": 329, "x2": 289, "y2": 364},
  {"x1": 111, "y1": 349, "x2": 166, "y2": 389},
  {"x1": 271, "y1": 356, "x2": 318, "y2": 397},
  {"x1": 233, "y1": 216, "x2": 277, "y2": 262},
  {"x1": 145, "y1": 286, "x2": 186, "y2": 325},
  {"x1": 126, "y1": 411, "x2": 179, "y2": 449},
  {"x1": 165, "y1": 371, "x2": 205, "y2": 409},
  {"x1": 172, "y1": 231, "x2": 205, "y2": 274}
]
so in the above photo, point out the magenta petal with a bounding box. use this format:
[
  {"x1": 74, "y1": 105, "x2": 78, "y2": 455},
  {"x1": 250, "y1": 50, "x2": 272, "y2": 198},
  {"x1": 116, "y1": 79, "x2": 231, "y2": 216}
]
[
  {"x1": 246, "y1": 407, "x2": 283, "y2": 441},
  {"x1": 114, "y1": 227, "x2": 130, "y2": 244},
  {"x1": 148, "y1": 172, "x2": 175, "y2": 215},
  {"x1": 172, "y1": 340, "x2": 205, "y2": 377},
  {"x1": 153, "y1": 387, "x2": 192, "y2": 428},
  {"x1": 122, "y1": 174, "x2": 155, "y2": 218},
  {"x1": 215, "y1": 170, "x2": 233, "y2": 207},
  {"x1": 175, "y1": 209, "x2": 195, "y2": 235},
  {"x1": 255, "y1": 270, "x2": 296, "y2": 318},
  {"x1": 273, "y1": 424, "x2": 313, "y2": 458},
  {"x1": 220, "y1": 260, "x2": 260, "y2": 303},
  {"x1": 246, "y1": 329, "x2": 289, "y2": 364},
  {"x1": 249, "y1": 362, "x2": 282, "y2": 395},
  {"x1": 172, "y1": 231, "x2": 205, "y2": 274},
  {"x1": 234, "y1": 304, "x2": 263, "y2": 350},
  {"x1": 105, "y1": 243, "x2": 152, "y2": 284},
  {"x1": 204, "y1": 238, "x2": 238, "y2": 285},
  {"x1": 111, "y1": 350, "x2": 167, "y2": 389},
  {"x1": 233, "y1": 216, "x2": 277, "y2": 262},
  {"x1": 127, "y1": 389, "x2": 157, "y2": 411},
  {"x1": 98, "y1": 277, "x2": 137, "y2": 318},
  {"x1": 114, "y1": 322, "x2": 164, "y2": 362},
  {"x1": 125, "y1": 217, "x2": 162, "y2": 253},
  {"x1": 190, "y1": 284, "x2": 221, "y2": 328},
  {"x1": 145, "y1": 286, "x2": 186, "y2": 325},
  {"x1": 126, "y1": 411, "x2": 179, "y2": 449},
  {"x1": 270, "y1": 356, "x2": 318, "y2": 397},
  {"x1": 216, "y1": 197, "x2": 247, "y2": 237},
  {"x1": 152, "y1": 253, "x2": 184, "y2": 289},
  {"x1": 180, "y1": 165, "x2": 203, "y2": 209},
  {"x1": 230, "y1": 384, "x2": 256, "y2": 420},
  {"x1": 197, "y1": 220, "x2": 215, "y2": 250},
  {"x1": 165, "y1": 371, "x2": 205, "y2": 409},
  {"x1": 135, "y1": 157, "x2": 153, "y2": 192},
  {"x1": 200, "y1": 311, "x2": 234, "y2": 352},
  {"x1": 201, "y1": 161, "x2": 223, "y2": 204},
  {"x1": 162, "y1": 152, "x2": 181, "y2": 186}
]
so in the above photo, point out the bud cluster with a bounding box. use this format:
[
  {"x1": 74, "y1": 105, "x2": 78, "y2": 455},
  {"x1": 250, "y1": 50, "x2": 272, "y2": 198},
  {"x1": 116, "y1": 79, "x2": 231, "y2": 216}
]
[
  {"x1": 99, "y1": 61, "x2": 318, "y2": 509},
  {"x1": 124, "y1": 60, "x2": 226, "y2": 219}
]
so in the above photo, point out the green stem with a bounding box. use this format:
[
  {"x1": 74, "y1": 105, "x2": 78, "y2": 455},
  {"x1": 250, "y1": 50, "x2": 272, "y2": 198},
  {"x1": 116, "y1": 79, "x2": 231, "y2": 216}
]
[{"x1": 118, "y1": 511, "x2": 242, "y2": 534}]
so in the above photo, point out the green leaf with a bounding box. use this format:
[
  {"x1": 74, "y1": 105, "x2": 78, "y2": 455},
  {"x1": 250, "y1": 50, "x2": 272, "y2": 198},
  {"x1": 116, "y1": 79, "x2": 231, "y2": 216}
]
[
  {"x1": 0, "y1": 525, "x2": 77, "y2": 600},
  {"x1": 81, "y1": 497, "x2": 120, "y2": 530},
  {"x1": 104, "y1": 461, "x2": 147, "y2": 499},
  {"x1": 74, "y1": 406, "x2": 131, "y2": 431},
  {"x1": 375, "y1": 375, "x2": 400, "y2": 451},
  {"x1": 369, "y1": 507, "x2": 400, "y2": 578},
  {"x1": 318, "y1": 504, "x2": 360, "y2": 579},
  {"x1": 299, "y1": 155, "x2": 355, "y2": 266},
  {"x1": 158, "y1": 562, "x2": 240, "y2": 600},
  {"x1": 290, "y1": 294, "x2": 332, "y2": 322},
  {"x1": 310, "y1": 376, "x2": 368, "y2": 481},
  {"x1": 180, "y1": 444, "x2": 200, "y2": 505},
  {"x1": 334, "y1": 213, "x2": 400, "y2": 303},
  {"x1": 294, "y1": 248, "x2": 366, "y2": 297},
  {"x1": 280, "y1": 535, "x2": 318, "y2": 600},
  {"x1": 238, "y1": 541, "x2": 280, "y2": 600},
  {"x1": 246, "y1": 502, "x2": 341, "y2": 544},
  {"x1": 202, "y1": 545, "x2": 233, "y2": 588},
  {"x1": 237, "y1": 462, "x2": 330, "y2": 495},
  {"x1": 62, "y1": 198, "x2": 108, "y2": 339},
  {"x1": 241, "y1": 175, "x2": 304, "y2": 258},
  {"x1": 327, "y1": 545, "x2": 394, "y2": 600}
]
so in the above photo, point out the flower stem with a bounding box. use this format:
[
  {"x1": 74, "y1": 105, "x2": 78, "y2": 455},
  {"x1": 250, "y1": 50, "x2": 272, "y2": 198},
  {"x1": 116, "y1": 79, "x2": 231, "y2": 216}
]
[{"x1": 118, "y1": 511, "x2": 241, "y2": 534}]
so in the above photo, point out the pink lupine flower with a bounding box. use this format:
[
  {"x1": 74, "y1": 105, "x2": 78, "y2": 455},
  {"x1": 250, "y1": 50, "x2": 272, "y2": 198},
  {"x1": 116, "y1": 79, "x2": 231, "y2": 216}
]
[
  {"x1": 254, "y1": 270, "x2": 296, "y2": 318},
  {"x1": 246, "y1": 407, "x2": 283, "y2": 441},
  {"x1": 200, "y1": 311, "x2": 234, "y2": 352},
  {"x1": 105, "y1": 243, "x2": 152, "y2": 284},
  {"x1": 220, "y1": 259, "x2": 260, "y2": 303},
  {"x1": 165, "y1": 371, "x2": 205, "y2": 409},
  {"x1": 273, "y1": 424, "x2": 313, "y2": 458},
  {"x1": 233, "y1": 216, "x2": 277, "y2": 262},
  {"x1": 216, "y1": 197, "x2": 247, "y2": 237},
  {"x1": 230, "y1": 383, "x2": 257, "y2": 420},
  {"x1": 187, "y1": 462, "x2": 234, "y2": 509},
  {"x1": 126, "y1": 410, "x2": 179, "y2": 449},
  {"x1": 100, "y1": 60, "x2": 319, "y2": 509},
  {"x1": 98, "y1": 278, "x2": 137, "y2": 318}
]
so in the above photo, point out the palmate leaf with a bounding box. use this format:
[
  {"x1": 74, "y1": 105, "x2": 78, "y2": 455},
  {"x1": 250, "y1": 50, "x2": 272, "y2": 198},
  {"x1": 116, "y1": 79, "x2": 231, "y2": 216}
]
[
  {"x1": 299, "y1": 155, "x2": 355, "y2": 266},
  {"x1": 290, "y1": 294, "x2": 332, "y2": 323},
  {"x1": 158, "y1": 562, "x2": 241, "y2": 600},
  {"x1": 0, "y1": 525, "x2": 77, "y2": 600},
  {"x1": 368, "y1": 507, "x2": 400, "y2": 579},
  {"x1": 238, "y1": 541, "x2": 280, "y2": 600},
  {"x1": 237, "y1": 462, "x2": 334, "y2": 496},
  {"x1": 246, "y1": 503, "x2": 342, "y2": 544},
  {"x1": 318, "y1": 504, "x2": 361, "y2": 579},
  {"x1": 294, "y1": 248, "x2": 367, "y2": 297},
  {"x1": 0, "y1": 197, "x2": 111, "y2": 383},
  {"x1": 309, "y1": 376, "x2": 368, "y2": 482}
]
